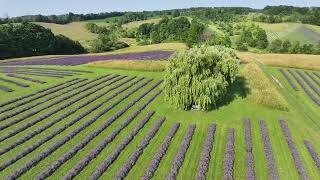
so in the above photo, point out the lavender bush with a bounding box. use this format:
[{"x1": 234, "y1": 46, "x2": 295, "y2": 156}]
[
  {"x1": 37, "y1": 87, "x2": 160, "y2": 179},
  {"x1": 259, "y1": 120, "x2": 279, "y2": 180},
  {"x1": 0, "y1": 75, "x2": 116, "y2": 134},
  {"x1": 0, "y1": 85, "x2": 13, "y2": 92},
  {"x1": 196, "y1": 124, "x2": 216, "y2": 180},
  {"x1": 244, "y1": 118, "x2": 255, "y2": 180},
  {"x1": 1, "y1": 51, "x2": 173, "y2": 66},
  {"x1": 0, "y1": 77, "x2": 29, "y2": 87},
  {"x1": 165, "y1": 124, "x2": 196, "y2": 180},
  {"x1": 64, "y1": 110, "x2": 156, "y2": 180},
  {"x1": 90, "y1": 117, "x2": 165, "y2": 180},
  {"x1": 314, "y1": 72, "x2": 320, "y2": 79},
  {"x1": 0, "y1": 77, "x2": 148, "y2": 171},
  {"x1": 304, "y1": 140, "x2": 320, "y2": 171},
  {"x1": 10, "y1": 72, "x2": 65, "y2": 78},
  {"x1": 142, "y1": 123, "x2": 180, "y2": 180},
  {"x1": 305, "y1": 71, "x2": 320, "y2": 87},
  {"x1": 223, "y1": 128, "x2": 235, "y2": 180},
  {"x1": 0, "y1": 75, "x2": 122, "y2": 142},
  {"x1": 0, "y1": 78, "x2": 78, "y2": 107},
  {"x1": 6, "y1": 80, "x2": 162, "y2": 179},
  {"x1": 279, "y1": 120, "x2": 309, "y2": 179},
  {"x1": 0, "y1": 77, "x2": 139, "y2": 156},
  {"x1": 0, "y1": 66, "x2": 92, "y2": 73},
  {"x1": 296, "y1": 70, "x2": 320, "y2": 96},
  {"x1": 6, "y1": 74, "x2": 46, "y2": 84},
  {"x1": 115, "y1": 116, "x2": 165, "y2": 179},
  {"x1": 279, "y1": 68, "x2": 298, "y2": 91},
  {"x1": 288, "y1": 69, "x2": 320, "y2": 106},
  {"x1": 0, "y1": 78, "x2": 86, "y2": 114}
]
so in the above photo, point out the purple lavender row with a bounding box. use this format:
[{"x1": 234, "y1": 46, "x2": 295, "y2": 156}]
[
  {"x1": 36, "y1": 83, "x2": 160, "y2": 179},
  {"x1": 0, "y1": 85, "x2": 13, "y2": 92},
  {"x1": 1, "y1": 51, "x2": 173, "y2": 66},
  {"x1": 115, "y1": 116, "x2": 165, "y2": 179},
  {"x1": 279, "y1": 68, "x2": 299, "y2": 91},
  {"x1": 223, "y1": 128, "x2": 235, "y2": 180},
  {"x1": 279, "y1": 120, "x2": 309, "y2": 180},
  {"x1": 0, "y1": 77, "x2": 148, "y2": 172},
  {"x1": 0, "y1": 78, "x2": 87, "y2": 114},
  {"x1": 244, "y1": 118, "x2": 255, "y2": 180},
  {"x1": 2, "y1": 69, "x2": 78, "y2": 76},
  {"x1": 64, "y1": 111, "x2": 156, "y2": 180},
  {"x1": 288, "y1": 69, "x2": 320, "y2": 106},
  {"x1": 0, "y1": 77, "x2": 29, "y2": 87},
  {"x1": 0, "y1": 75, "x2": 116, "y2": 132},
  {"x1": 65, "y1": 86, "x2": 161, "y2": 179},
  {"x1": 296, "y1": 70, "x2": 320, "y2": 96},
  {"x1": 0, "y1": 76, "x2": 98, "y2": 121},
  {"x1": 0, "y1": 75, "x2": 122, "y2": 142},
  {"x1": 314, "y1": 72, "x2": 320, "y2": 79},
  {"x1": 196, "y1": 124, "x2": 216, "y2": 180},
  {"x1": 89, "y1": 116, "x2": 165, "y2": 180},
  {"x1": 6, "y1": 74, "x2": 46, "y2": 84},
  {"x1": 142, "y1": 123, "x2": 180, "y2": 180},
  {"x1": 166, "y1": 124, "x2": 196, "y2": 180},
  {"x1": 305, "y1": 72, "x2": 320, "y2": 87},
  {"x1": 7, "y1": 80, "x2": 161, "y2": 179},
  {"x1": 0, "y1": 78, "x2": 79, "y2": 107},
  {"x1": 10, "y1": 72, "x2": 65, "y2": 78},
  {"x1": 0, "y1": 77, "x2": 139, "y2": 156},
  {"x1": 304, "y1": 140, "x2": 320, "y2": 171},
  {"x1": 259, "y1": 120, "x2": 279, "y2": 180},
  {"x1": 0, "y1": 66, "x2": 92, "y2": 73}
]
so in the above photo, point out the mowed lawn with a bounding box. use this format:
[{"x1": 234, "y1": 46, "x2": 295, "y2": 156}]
[{"x1": 0, "y1": 64, "x2": 319, "y2": 180}]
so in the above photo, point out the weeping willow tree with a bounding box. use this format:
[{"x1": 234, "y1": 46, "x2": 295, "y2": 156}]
[{"x1": 163, "y1": 45, "x2": 239, "y2": 111}]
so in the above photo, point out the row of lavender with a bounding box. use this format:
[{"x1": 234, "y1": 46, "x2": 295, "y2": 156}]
[
  {"x1": 0, "y1": 66, "x2": 92, "y2": 92},
  {"x1": 0, "y1": 51, "x2": 173, "y2": 66},
  {"x1": 279, "y1": 68, "x2": 320, "y2": 106}
]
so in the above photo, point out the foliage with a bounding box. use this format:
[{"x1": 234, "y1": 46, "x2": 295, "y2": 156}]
[
  {"x1": 0, "y1": 22, "x2": 85, "y2": 59},
  {"x1": 85, "y1": 23, "x2": 110, "y2": 34},
  {"x1": 136, "y1": 17, "x2": 205, "y2": 47},
  {"x1": 241, "y1": 63, "x2": 288, "y2": 111},
  {"x1": 267, "y1": 39, "x2": 320, "y2": 54},
  {"x1": 236, "y1": 24, "x2": 269, "y2": 50},
  {"x1": 163, "y1": 46, "x2": 239, "y2": 110},
  {"x1": 90, "y1": 33, "x2": 128, "y2": 53},
  {"x1": 207, "y1": 32, "x2": 231, "y2": 47}
]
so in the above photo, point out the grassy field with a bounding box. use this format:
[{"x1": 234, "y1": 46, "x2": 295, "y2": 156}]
[
  {"x1": 87, "y1": 60, "x2": 168, "y2": 71},
  {"x1": 237, "y1": 51, "x2": 320, "y2": 70},
  {"x1": 35, "y1": 22, "x2": 97, "y2": 47},
  {"x1": 0, "y1": 61, "x2": 319, "y2": 179}
]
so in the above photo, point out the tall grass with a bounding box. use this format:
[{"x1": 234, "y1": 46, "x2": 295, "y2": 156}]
[{"x1": 242, "y1": 63, "x2": 289, "y2": 111}]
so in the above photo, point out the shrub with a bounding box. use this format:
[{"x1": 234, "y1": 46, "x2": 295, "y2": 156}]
[
  {"x1": 163, "y1": 46, "x2": 239, "y2": 110},
  {"x1": 241, "y1": 63, "x2": 288, "y2": 111}
]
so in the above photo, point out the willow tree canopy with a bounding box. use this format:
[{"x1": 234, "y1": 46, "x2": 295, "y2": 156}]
[{"x1": 163, "y1": 45, "x2": 239, "y2": 111}]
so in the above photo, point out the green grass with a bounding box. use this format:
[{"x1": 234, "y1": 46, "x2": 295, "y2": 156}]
[{"x1": 0, "y1": 64, "x2": 319, "y2": 180}]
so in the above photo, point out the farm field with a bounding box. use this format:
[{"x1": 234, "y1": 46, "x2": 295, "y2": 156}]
[
  {"x1": 0, "y1": 56, "x2": 319, "y2": 180},
  {"x1": 257, "y1": 22, "x2": 320, "y2": 45}
]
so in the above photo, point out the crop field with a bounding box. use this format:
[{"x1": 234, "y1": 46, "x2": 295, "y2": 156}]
[
  {"x1": 257, "y1": 23, "x2": 320, "y2": 45},
  {"x1": 0, "y1": 58, "x2": 319, "y2": 180}
]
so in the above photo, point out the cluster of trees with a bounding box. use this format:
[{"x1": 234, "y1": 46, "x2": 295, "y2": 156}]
[
  {"x1": 268, "y1": 39, "x2": 320, "y2": 54},
  {"x1": 253, "y1": 6, "x2": 320, "y2": 25},
  {"x1": 0, "y1": 23, "x2": 85, "y2": 59},
  {"x1": 85, "y1": 23, "x2": 129, "y2": 53},
  {"x1": 136, "y1": 17, "x2": 205, "y2": 46},
  {"x1": 0, "y1": 12, "x2": 124, "y2": 25},
  {"x1": 235, "y1": 24, "x2": 269, "y2": 51}
]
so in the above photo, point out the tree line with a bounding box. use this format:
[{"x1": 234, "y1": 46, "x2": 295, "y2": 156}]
[{"x1": 0, "y1": 23, "x2": 85, "y2": 59}]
